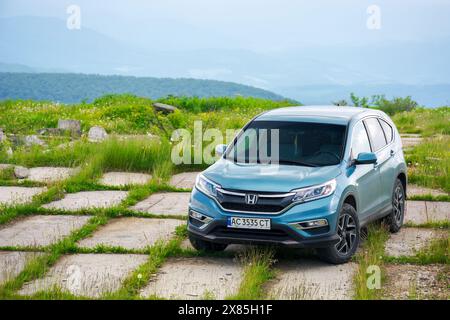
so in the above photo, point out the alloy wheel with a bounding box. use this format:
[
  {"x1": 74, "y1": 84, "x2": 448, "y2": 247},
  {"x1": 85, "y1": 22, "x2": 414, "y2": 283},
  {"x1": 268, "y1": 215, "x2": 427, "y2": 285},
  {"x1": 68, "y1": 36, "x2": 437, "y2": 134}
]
[
  {"x1": 393, "y1": 184, "x2": 405, "y2": 224},
  {"x1": 335, "y1": 213, "x2": 357, "y2": 255}
]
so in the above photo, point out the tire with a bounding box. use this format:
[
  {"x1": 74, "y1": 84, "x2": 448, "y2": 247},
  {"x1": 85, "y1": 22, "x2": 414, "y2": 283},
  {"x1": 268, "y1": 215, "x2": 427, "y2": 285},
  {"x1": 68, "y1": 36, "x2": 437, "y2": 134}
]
[
  {"x1": 385, "y1": 179, "x2": 405, "y2": 233},
  {"x1": 317, "y1": 203, "x2": 360, "y2": 264},
  {"x1": 188, "y1": 234, "x2": 228, "y2": 252}
]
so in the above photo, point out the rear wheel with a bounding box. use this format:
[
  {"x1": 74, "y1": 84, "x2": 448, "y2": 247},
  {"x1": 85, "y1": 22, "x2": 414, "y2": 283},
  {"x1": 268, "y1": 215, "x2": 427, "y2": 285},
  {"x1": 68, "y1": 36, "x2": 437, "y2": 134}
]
[
  {"x1": 385, "y1": 179, "x2": 405, "y2": 233},
  {"x1": 188, "y1": 234, "x2": 228, "y2": 252},
  {"x1": 317, "y1": 203, "x2": 360, "y2": 264}
]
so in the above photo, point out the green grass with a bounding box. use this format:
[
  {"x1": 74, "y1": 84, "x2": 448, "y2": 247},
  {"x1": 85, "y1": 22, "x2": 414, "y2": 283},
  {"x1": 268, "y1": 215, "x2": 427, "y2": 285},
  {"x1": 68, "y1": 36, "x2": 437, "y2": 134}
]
[
  {"x1": 385, "y1": 235, "x2": 449, "y2": 265},
  {"x1": 404, "y1": 221, "x2": 449, "y2": 229},
  {"x1": 408, "y1": 194, "x2": 450, "y2": 202},
  {"x1": 228, "y1": 247, "x2": 275, "y2": 300},
  {"x1": 406, "y1": 135, "x2": 450, "y2": 193},
  {"x1": 391, "y1": 107, "x2": 450, "y2": 136},
  {"x1": 353, "y1": 224, "x2": 390, "y2": 300},
  {"x1": 0, "y1": 166, "x2": 15, "y2": 180}
]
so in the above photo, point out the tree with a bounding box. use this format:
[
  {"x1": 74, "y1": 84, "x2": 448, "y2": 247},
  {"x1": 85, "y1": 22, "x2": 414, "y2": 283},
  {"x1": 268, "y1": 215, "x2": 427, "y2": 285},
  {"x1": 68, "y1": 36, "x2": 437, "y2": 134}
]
[
  {"x1": 350, "y1": 93, "x2": 369, "y2": 108},
  {"x1": 333, "y1": 99, "x2": 349, "y2": 106}
]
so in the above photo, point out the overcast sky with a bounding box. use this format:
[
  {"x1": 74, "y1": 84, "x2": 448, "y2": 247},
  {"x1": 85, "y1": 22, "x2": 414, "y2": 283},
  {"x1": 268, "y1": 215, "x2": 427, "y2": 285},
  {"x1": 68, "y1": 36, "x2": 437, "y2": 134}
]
[{"x1": 1, "y1": 0, "x2": 450, "y2": 51}]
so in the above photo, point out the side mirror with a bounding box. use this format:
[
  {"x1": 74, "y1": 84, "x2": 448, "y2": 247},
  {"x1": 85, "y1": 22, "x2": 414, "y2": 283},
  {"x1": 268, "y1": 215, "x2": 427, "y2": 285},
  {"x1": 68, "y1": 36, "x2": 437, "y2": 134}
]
[
  {"x1": 355, "y1": 152, "x2": 377, "y2": 165},
  {"x1": 215, "y1": 144, "x2": 227, "y2": 157}
]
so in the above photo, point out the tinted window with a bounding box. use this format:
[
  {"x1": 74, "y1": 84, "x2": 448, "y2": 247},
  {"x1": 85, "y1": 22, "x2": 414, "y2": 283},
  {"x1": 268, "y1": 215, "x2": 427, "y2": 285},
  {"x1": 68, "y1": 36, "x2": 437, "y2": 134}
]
[
  {"x1": 364, "y1": 118, "x2": 387, "y2": 151},
  {"x1": 226, "y1": 121, "x2": 346, "y2": 167},
  {"x1": 379, "y1": 119, "x2": 393, "y2": 143},
  {"x1": 351, "y1": 122, "x2": 371, "y2": 157}
]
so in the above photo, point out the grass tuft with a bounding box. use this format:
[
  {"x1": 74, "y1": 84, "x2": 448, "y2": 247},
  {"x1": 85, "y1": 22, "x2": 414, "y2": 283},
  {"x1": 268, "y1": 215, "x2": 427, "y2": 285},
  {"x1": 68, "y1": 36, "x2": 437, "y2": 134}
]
[{"x1": 228, "y1": 246, "x2": 275, "y2": 300}]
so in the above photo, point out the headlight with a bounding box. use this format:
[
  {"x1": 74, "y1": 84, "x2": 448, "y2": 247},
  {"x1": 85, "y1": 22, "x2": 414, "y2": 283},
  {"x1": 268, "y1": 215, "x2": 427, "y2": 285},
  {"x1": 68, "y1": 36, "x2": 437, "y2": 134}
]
[
  {"x1": 195, "y1": 174, "x2": 220, "y2": 198},
  {"x1": 292, "y1": 179, "x2": 337, "y2": 203}
]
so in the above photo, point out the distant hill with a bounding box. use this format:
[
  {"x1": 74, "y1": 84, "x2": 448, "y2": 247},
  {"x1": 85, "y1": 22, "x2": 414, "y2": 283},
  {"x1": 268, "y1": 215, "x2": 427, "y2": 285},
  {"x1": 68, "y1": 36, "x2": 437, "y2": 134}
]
[
  {"x1": 276, "y1": 84, "x2": 450, "y2": 107},
  {"x1": 0, "y1": 72, "x2": 287, "y2": 103}
]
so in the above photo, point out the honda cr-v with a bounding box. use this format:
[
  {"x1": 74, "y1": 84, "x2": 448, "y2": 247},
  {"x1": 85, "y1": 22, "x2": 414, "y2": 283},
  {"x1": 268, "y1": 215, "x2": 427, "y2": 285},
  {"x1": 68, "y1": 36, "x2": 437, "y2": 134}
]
[{"x1": 187, "y1": 106, "x2": 407, "y2": 264}]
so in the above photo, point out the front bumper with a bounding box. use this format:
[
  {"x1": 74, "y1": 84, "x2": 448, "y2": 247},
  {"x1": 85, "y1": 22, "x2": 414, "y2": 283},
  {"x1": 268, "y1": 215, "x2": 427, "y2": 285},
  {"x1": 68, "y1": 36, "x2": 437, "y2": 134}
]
[{"x1": 187, "y1": 188, "x2": 341, "y2": 248}]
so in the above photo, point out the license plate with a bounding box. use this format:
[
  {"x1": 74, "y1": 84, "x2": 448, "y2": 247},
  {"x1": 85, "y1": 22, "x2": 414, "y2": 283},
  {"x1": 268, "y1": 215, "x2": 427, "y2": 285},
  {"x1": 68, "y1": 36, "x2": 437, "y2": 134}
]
[{"x1": 227, "y1": 217, "x2": 271, "y2": 230}]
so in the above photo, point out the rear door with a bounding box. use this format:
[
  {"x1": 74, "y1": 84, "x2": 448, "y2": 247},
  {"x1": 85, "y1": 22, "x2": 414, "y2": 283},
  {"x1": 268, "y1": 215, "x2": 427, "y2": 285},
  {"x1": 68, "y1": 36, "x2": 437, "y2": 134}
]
[
  {"x1": 363, "y1": 118, "x2": 391, "y2": 209},
  {"x1": 378, "y1": 118, "x2": 397, "y2": 207},
  {"x1": 349, "y1": 121, "x2": 382, "y2": 219}
]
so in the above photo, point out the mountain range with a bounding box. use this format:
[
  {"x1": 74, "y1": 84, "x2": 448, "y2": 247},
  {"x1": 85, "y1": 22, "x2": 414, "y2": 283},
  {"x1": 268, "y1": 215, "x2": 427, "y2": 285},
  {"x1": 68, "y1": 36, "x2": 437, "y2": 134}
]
[{"x1": 1, "y1": 16, "x2": 449, "y2": 106}]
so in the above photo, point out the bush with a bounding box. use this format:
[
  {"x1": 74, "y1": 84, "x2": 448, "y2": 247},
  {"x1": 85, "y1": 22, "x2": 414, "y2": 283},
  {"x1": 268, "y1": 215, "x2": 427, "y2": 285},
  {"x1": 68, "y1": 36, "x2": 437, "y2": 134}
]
[{"x1": 372, "y1": 95, "x2": 419, "y2": 115}]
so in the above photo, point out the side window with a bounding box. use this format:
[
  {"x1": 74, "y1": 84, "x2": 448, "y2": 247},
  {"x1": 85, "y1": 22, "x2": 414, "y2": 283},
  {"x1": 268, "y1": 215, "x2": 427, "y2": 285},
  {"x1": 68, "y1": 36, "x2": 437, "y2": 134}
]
[
  {"x1": 364, "y1": 118, "x2": 387, "y2": 151},
  {"x1": 379, "y1": 119, "x2": 393, "y2": 143},
  {"x1": 351, "y1": 121, "x2": 372, "y2": 158}
]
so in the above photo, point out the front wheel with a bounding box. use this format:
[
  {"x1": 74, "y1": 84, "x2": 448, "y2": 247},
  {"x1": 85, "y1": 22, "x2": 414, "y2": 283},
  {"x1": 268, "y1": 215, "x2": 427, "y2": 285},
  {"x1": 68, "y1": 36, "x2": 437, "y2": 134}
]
[
  {"x1": 317, "y1": 203, "x2": 360, "y2": 264},
  {"x1": 188, "y1": 234, "x2": 228, "y2": 252}
]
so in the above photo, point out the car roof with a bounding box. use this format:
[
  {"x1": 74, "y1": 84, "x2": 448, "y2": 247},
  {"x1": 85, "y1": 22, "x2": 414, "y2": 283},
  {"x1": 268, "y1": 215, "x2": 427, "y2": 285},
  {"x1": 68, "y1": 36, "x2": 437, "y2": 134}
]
[{"x1": 255, "y1": 106, "x2": 381, "y2": 125}]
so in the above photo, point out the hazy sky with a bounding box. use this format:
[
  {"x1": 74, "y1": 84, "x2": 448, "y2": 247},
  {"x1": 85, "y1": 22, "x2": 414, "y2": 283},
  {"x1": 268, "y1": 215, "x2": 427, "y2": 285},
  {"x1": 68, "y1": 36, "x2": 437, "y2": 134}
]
[{"x1": 1, "y1": 0, "x2": 450, "y2": 51}]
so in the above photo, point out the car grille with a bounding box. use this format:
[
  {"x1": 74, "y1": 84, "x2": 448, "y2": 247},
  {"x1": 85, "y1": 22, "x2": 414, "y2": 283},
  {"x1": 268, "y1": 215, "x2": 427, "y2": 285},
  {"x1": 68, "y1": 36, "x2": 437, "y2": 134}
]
[{"x1": 216, "y1": 189, "x2": 295, "y2": 213}]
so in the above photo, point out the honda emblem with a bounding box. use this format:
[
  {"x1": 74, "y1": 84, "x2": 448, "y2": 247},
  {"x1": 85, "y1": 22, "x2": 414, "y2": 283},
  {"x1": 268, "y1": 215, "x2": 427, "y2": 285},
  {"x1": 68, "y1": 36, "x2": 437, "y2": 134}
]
[{"x1": 245, "y1": 194, "x2": 258, "y2": 205}]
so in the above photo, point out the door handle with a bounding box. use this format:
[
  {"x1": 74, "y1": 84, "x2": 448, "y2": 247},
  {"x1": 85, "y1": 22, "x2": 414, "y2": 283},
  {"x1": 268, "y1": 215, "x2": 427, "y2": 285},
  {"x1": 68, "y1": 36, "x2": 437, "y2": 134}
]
[{"x1": 390, "y1": 150, "x2": 395, "y2": 157}]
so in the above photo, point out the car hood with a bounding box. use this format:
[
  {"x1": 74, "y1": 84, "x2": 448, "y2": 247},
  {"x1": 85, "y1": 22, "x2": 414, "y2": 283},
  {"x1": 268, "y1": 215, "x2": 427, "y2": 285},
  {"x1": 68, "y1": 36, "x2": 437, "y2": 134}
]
[{"x1": 203, "y1": 159, "x2": 342, "y2": 193}]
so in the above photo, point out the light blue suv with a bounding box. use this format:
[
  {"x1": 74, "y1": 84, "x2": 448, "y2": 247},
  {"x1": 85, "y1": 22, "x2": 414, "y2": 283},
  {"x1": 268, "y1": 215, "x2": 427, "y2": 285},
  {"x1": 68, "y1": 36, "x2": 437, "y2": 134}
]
[{"x1": 187, "y1": 106, "x2": 407, "y2": 264}]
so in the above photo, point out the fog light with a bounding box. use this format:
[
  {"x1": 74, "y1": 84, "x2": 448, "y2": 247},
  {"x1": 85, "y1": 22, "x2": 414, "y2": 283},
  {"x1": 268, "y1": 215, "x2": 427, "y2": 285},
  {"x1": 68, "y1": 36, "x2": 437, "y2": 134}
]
[
  {"x1": 291, "y1": 219, "x2": 328, "y2": 230},
  {"x1": 189, "y1": 210, "x2": 213, "y2": 229}
]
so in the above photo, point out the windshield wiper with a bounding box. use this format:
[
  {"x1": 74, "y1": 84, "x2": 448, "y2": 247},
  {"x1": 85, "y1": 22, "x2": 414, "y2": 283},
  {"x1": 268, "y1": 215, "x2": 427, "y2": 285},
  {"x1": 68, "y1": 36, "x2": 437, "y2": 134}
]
[{"x1": 278, "y1": 159, "x2": 319, "y2": 167}]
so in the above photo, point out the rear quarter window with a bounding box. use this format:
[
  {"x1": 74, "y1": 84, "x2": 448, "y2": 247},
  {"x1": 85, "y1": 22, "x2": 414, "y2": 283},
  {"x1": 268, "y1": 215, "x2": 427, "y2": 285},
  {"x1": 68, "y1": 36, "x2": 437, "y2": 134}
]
[
  {"x1": 379, "y1": 119, "x2": 393, "y2": 143},
  {"x1": 364, "y1": 118, "x2": 387, "y2": 151}
]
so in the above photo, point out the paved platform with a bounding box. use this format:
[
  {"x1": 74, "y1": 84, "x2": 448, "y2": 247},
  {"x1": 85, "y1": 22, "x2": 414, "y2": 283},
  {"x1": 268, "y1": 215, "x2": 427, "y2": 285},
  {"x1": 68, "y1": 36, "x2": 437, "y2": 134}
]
[
  {"x1": 405, "y1": 201, "x2": 450, "y2": 224},
  {"x1": 130, "y1": 192, "x2": 190, "y2": 216},
  {"x1": 42, "y1": 191, "x2": 128, "y2": 211},
  {"x1": 0, "y1": 187, "x2": 46, "y2": 206},
  {"x1": 18, "y1": 254, "x2": 148, "y2": 298},
  {"x1": 384, "y1": 264, "x2": 448, "y2": 299},
  {"x1": 0, "y1": 251, "x2": 43, "y2": 284},
  {"x1": 0, "y1": 215, "x2": 92, "y2": 247},
  {"x1": 140, "y1": 257, "x2": 243, "y2": 299},
  {"x1": 169, "y1": 172, "x2": 200, "y2": 189},
  {"x1": 267, "y1": 260, "x2": 357, "y2": 300},
  {"x1": 77, "y1": 217, "x2": 184, "y2": 250},
  {"x1": 27, "y1": 167, "x2": 76, "y2": 183},
  {"x1": 385, "y1": 228, "x2": 447, "y2": 257},
  {"x1": 99, "y1": 172, "x2": 152, "y2": 187}
]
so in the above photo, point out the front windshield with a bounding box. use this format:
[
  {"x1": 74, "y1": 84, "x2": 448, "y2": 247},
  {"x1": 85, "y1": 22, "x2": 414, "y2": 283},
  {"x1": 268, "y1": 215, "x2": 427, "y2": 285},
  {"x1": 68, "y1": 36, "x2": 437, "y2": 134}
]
[{"x1": 225, "y1": 121, "x2": 346, "y2": 167}]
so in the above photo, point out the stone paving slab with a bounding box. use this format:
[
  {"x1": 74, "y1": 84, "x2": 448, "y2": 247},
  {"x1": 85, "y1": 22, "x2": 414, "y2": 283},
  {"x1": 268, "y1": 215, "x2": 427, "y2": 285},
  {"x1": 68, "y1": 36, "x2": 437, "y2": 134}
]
[
  {"x1": 401, "y1": 136, "x2": 423, "y2": 149},
  {"x1": 0, "y1": 251, "x2": 44, "y2": 285},
  {"x1": 18, "y1": 254, "x2": 147, "y2": 298},
  {"x1": 130, "y1": 192, "x2": 190, "y2": 216},
  {"x1": 407, "y1": 184, "x2": 448, "y2": 198},
  {"x1": 169, "y1": 172, "x2": 200, "y2": 189},
  {"x1": 42, "y1": 191, "x2": 128, "y2": 211},
  {"x1": 385, "y1": 228, "x2": 447, "y2": 257},
  {"x1": 267, "y1": 260, "x2": 357, "y2": 300},
  {"x1": 140, "y1": 257, "x2": 243, "y2": 300},
  {"x1": 0, "y1": 164, "x2": 13, "y2": 170},
  {"x1": 27, "y1": 167, "x2": 76, "y2": 183},
  {"x1": 384, "y1": 264, "x2": 448, "y2": 300},
  {"x1": 405, "y1": 201, "x2": 450, "y2": 224},
  {"x1": 0, "y1": 186, "x2": 47, "y2": 206},
  {"x1": 180, "y1": 238, "x2": 246, "y2": 254},
  {"x1": 78, "y1": 217, "x2": 184, "y2": 250},
  {"x1": 99, "y1": 172, "x2": 152, "y2": 187},
  {"x1": 0, "y1": 215, "x2": 92, "y2": 247}
]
